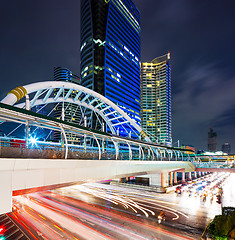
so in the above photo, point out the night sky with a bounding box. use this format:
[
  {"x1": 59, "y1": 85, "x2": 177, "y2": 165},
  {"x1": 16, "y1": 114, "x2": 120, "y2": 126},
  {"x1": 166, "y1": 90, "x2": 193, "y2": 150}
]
[{"x1": 1, "y1": 0, "x2": 235, "y2": 152}]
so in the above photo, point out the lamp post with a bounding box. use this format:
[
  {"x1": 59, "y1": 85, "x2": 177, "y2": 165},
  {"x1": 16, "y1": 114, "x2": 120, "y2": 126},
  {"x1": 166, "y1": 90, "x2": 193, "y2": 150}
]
[{"x1": 25, "y1": 95, "x2": 30, "y2": 148}]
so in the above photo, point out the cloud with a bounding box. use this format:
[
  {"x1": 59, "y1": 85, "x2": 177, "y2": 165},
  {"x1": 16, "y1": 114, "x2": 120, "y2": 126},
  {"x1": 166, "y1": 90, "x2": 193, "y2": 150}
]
[{"x1": 172, "y1": 61, "x2": 235, "y2": 150}]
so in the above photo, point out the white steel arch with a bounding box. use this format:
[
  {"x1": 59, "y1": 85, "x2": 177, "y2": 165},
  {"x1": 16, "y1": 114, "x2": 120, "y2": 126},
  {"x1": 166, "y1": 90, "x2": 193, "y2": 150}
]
[{"x1": 1, "y1": 81, "x2": 150, "y2": 142}]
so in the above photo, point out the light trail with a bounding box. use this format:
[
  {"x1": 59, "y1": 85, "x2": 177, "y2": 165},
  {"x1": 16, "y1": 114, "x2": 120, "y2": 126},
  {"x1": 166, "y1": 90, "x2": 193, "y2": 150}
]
[
  {"x1": 33, "y1": 193, "x2": 151, "y2": 240},
  {"x1": 9, "y1": 213, "x2": 38, "y2": 240},
  {"x1": 13, "y1": 198, "x2": 84, "y2": 240},
  {"x1": 14, "y1": 191, "x2": 195, "y2": 240},
  {"x1": 40, "y1": 192, "x2": 195, "y2": 240},
  {"x1": 137, "y1": 201, "x2": 179, "y2": 220},
  {"x1": 63, "y1": 183, "x2": 187, "y2": 221},
  {"x1": 132, "y1": 198, "x2": 188, "y2": 219},
  {"x1": 14, "y1": 176, "x2": 223, "y2": 240},
  {"x1": 14, "y1": 196, "x2": 111, "y2": 240},
  {"x1": 10, "y1": 172, "x2": 231, "y2": 239},
  {"x1": 16, "y1": 194, "x2": 149, "y2": 240},
  {"x1": 67, "y1": 184, "x2": 156, "y2": 217},
  {"x1": 15, "y1": 208, "x2": 61, "y2": 240}
]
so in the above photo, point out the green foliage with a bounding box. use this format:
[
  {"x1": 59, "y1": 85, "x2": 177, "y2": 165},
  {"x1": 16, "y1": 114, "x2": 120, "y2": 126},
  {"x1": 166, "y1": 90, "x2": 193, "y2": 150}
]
[{"x1": 209, "y1": 212, "x2": 235, "y2": 238}]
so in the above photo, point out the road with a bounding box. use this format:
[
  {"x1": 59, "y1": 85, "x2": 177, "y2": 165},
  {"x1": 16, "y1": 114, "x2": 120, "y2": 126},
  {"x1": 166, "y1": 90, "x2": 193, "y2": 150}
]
[
  {"x1": 8, "y1": 172, "x2": 233, "y2": 240},
  {"x1": 222, "y1": 173, "x2": 235, "y2": 208}
]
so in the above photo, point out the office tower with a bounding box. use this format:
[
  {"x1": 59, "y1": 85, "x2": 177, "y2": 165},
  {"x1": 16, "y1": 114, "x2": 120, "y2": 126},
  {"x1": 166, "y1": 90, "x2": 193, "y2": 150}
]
[
  {"x1": 54, "y1": 67, "x2": 80, "y2": 85},
  {"x1": 140, "y1": 53, "x2": 171, "y2": 145},
  {"x1": 222, "y1": 142, "x2": 231, "y2": 154},
  {"x1": 208, "y1": 128, "x2": 217, "y2": 152},
  {"x1": 80, "y1": 0, "x2": 141, "y2": 137},
  {"x1": 53, "y1": 67, "x2": 81, "y2": 143}
]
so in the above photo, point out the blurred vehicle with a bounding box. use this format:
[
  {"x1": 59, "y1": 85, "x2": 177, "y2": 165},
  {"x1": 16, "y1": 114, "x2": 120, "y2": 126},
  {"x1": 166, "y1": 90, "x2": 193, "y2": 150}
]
[
  {"x1": 175, "y1": 186, "x2": 182, "y2": 194},
  {"x1": 202, "y1": 194, "x2": 207, "y2": 202},
  {"x1": 158, "y1": 211, "x2": 165, "y2": 224},
  {"x1": 216, "y1": 194, "x2": 222, "y2": 204},
  {"x1": 188, "y1": 190, "x2": 192, "y2": 197},
  {"x1": 210, "y1": 193, "x2": 214, "y2": 203}
]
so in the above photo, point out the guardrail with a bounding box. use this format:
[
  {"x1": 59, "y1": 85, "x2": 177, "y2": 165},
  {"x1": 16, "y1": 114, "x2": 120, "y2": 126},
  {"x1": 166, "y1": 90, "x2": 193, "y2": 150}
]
[
  {"x1": 194, "y1": 161, "x2": 234, "y2": 169},
  {"x1": 0, "y1": 140, "x2": 116, "y2": 160},
  {"x1": 0, "y1": 138, "x2": 192, "y2": 161},
  {"x1": 110, "y1": 180, "x2": 165, "y2": 193}
]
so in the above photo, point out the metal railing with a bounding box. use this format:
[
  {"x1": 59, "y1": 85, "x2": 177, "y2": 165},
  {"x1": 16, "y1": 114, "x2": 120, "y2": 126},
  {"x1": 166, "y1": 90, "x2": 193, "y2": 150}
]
[{"x1": 194, "y1": 161, "x2": 234, "y2": 169}]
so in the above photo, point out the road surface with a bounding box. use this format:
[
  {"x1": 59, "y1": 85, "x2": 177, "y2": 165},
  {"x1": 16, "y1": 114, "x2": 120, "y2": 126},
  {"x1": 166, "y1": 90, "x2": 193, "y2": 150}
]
[{"x1": 7, "y1": 172, "x2": 232, "y2": 239}]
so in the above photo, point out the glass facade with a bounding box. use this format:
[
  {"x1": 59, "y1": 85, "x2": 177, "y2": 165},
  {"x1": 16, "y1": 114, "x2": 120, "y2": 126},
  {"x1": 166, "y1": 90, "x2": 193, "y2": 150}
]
[
  {"x1": 54, "y1": 67, "x2": 80, "y2": 85},
  {"x1": 222, "y1": 142, "x2": 231, "y2": 154},
  {"x1": 141, "y1": 53, "x2": 172, "y2": 145},
  {"x1": 80, "y1": 0, "x2": 141, "y2": 137}
]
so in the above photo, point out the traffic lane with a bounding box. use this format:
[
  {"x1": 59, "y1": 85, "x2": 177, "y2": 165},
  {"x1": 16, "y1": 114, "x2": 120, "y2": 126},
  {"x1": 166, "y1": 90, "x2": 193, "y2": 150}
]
[
  {"x1": 0, "y1": 213, "x2": 35, "y2": 240},
  {"x1": 13, "y1": 188, "x2": 200, "y2": 240},
  {"x1": 38, "y1": 191, "x2": 198, "y2": 240},
  {"x1": 35, "y1": 193, "x2": 147, "y2": 240},
  {"x1": 15, "y1": 195, "x2": 114, "y2": 240},
  {"x1": 136, "y1": 189, "x2": 221, "y2": 229},
  {"x1": 56, "y1": 183, "x2": 182, "y2": 219},
  {"x1": 9, "y1": 212, "x2": 43, "y2": 240},
  {"x1": 222, "y1": 173, "x2": 235, "y2": 207},
  {"x1": 51, "y1": 188, "x2": 185, "y2": 230},
  {"x1": 59, "y1": 182, "x2": 220, "y2": 233},
  {"x1": 12, "y1": 199, "x2": 82, "y2": 240},
  {"x1": 58, "y1": 183, "x2": 204, "y2": 221},
  {"x1": 12, "y1": 182, "x2": 209, "y2": 239},
  {"x1": 17, "y1": 193, "x2": 146, "y2": 240}
]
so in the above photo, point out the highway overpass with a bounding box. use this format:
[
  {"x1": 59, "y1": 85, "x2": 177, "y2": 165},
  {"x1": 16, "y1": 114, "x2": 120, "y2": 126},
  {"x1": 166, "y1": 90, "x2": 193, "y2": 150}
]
[{"x1": 0, "y1": 158, "x2": 195, "y2": 214}]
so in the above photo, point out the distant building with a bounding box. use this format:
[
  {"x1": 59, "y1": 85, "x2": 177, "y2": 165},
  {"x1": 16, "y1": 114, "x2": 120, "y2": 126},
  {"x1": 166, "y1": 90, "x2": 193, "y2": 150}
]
[
  {"x1": 208, "y1": 128, "x2": 217, "y2": 152},
  {"x1": 140, "y1": 53, "x2": 171, "y2": 145},
  {"x1": 54, "y1": 66, "x2": 80, "y2": 84},
  {"x1": 53, "y1": 67, "x2": 81, "y2": 143},
  {"x1": 222, "y1": 142, "x2": 231, "y2": 154},
  {"x1": 80, "y1": 0, "x2": 141, "y2": 137}
]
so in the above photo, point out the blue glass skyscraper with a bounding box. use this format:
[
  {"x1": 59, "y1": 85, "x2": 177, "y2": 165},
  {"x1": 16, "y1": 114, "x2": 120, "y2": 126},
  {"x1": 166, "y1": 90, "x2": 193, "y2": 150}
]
[{"x1": 80, "y1": 0, "x2": 141, "y2": 136}]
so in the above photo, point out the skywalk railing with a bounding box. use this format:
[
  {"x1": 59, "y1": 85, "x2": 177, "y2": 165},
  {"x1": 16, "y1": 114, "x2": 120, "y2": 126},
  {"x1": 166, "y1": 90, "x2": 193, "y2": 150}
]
[{"x1": 0, "y1": 102, "x2": 195, "y2": 161}]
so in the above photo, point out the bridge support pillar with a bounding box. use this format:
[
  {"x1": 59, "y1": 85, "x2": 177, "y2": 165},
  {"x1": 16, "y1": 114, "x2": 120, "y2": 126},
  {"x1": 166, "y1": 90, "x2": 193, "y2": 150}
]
[
  {"x1": 161, "y1": 171, "x2": 169, "y2": 188},
  {"x1": 194, "y1": 171, "x2": 197, "y2": 178},
  {"x1": 148, "y1": 173, "x2": 161, "y2": 186},
  {"x1": 188, "y1": 172, "x2": 192, "y2": 180},
  {"x1": 174, "y1": 172, "x2": 178, "y2": 184},
  {"x1": 169, "y1": 172, "x2": 173, "y2": 186},
  {"x1": 181, "y1": 172, "x2": 185, "y2": 183},
  {"x1": 0, "y1": 172, "x2": 12, "y2": 214}
]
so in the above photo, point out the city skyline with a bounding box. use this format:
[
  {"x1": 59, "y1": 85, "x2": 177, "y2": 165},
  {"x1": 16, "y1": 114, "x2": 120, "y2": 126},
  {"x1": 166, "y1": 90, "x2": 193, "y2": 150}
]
[{"x1": 0, "y1": 0, "x2": 235, "y2": 151}]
